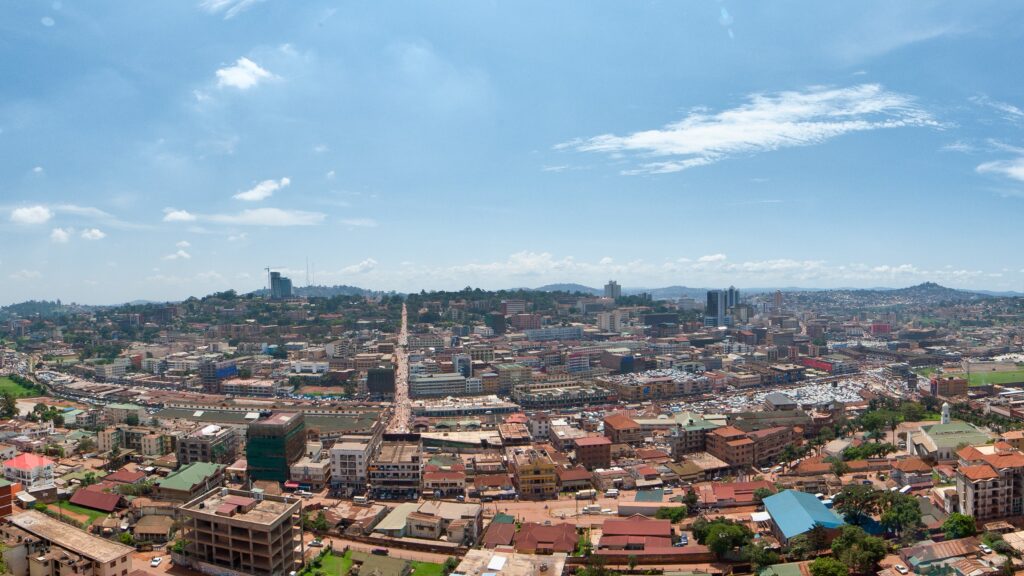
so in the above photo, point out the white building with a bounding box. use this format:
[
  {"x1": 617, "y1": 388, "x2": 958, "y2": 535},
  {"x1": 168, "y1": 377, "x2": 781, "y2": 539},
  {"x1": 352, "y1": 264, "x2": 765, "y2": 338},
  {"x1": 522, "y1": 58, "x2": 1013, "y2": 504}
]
[{"x1": 3, "y1": 453, "x2": 55, "y2": 490}]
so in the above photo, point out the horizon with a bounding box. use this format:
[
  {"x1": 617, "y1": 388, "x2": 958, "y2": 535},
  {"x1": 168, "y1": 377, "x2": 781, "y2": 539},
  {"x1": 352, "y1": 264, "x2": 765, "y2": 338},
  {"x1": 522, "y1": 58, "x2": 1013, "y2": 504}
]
[{"x1": 3, "y1": 2, "x2": 1024, "y2": 303}]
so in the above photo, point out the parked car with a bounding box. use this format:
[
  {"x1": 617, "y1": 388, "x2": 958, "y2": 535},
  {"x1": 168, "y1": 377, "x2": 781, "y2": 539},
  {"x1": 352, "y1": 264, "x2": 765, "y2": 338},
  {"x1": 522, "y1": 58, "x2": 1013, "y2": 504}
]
[
  {"x1": 150, "y1": 558, "x2": 162, "y2": 568},
  {"x1": 309, "y1": 540, "x2": 323, "y2": 548},
  {"x1": 980, "y1": 544, "x2": 993, "y2": 554},
  {"x1": 372, "y1": 548, "x2": 389, "y2": 556},
  {"x1": 894, "y1": 565, "x2": 909, "y2": 574}
]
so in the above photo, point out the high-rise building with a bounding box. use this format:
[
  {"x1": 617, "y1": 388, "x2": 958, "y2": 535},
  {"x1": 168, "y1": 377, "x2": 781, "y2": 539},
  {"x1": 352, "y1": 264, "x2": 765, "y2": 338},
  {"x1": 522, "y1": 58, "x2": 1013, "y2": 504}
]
[
  {"x1": 604, "y1": 280, "x2": 622, "y2": 300},
  {"x1": 269, "y1": 271, "x2": 293, "y2": 300},
  {"x1": 451, "y1": 353, "x2": 473, "y2": 378},
  {"x1": 246, "y1": 412, "x2": 306, "y2": 482},
  {"x1": 726, "y1": 286, "x2": 740, "y2": 308},
  {"x1": 705, "y1": 288, "x2": 736, "y2": 327},
  {"x1": 773, "y1": 290, "x2": 783, "y2": 312},
  {"x1": 177, "y1": 424, "x2": 240, "y2": 467}
]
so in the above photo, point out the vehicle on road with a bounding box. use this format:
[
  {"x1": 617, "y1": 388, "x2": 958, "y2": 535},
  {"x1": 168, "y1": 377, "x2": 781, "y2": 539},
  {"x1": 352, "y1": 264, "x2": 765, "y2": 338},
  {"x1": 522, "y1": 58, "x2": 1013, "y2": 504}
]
[
  {"x1": 150, "y1": 557, "x2": 162, "y2": 568},
  {"x1": 309, "y1": 540, "x2": 323, "y2": 547}
]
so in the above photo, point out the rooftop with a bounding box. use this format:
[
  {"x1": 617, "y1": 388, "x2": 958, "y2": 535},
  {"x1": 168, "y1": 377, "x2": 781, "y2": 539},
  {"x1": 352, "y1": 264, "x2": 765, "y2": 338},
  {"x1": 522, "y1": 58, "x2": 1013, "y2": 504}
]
[
  {"x1": 763, "y1": 490, "x2": 845, "y2": 539},
  {"x1": 183, "y1": 489, "x2": 298, "y2": 526},
  {"x1": 155, "y1": 462, "x2": 224, "y2": 492},
  {"x1": 10, "y1": 510, "x2": 134, "y2": 563},
  {"x1": 453, "y1": 549, "x2": 567, "y2": 576}
]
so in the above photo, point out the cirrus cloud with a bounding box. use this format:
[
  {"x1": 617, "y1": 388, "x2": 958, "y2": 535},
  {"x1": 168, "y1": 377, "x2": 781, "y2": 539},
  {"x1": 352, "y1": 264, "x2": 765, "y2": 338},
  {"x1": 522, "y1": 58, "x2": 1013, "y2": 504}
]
[
  {"x1": 558, "y1": 84, "x2": 939, "y2": 175},
  {"x1": 234, "y1": 177, "x2": 290, "y2": 201}
]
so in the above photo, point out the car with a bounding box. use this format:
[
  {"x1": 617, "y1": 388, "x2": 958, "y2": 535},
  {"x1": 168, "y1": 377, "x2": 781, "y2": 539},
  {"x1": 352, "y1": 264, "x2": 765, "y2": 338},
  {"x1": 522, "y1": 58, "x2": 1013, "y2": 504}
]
[
  {"x1": 894, "y1": 565, "x2": 909, "y2": 574},
  {"x1": 980, "y1": 544, "x2": 993, "y2": 554},
  {"x1": 372, "y1": 548, "x2": 389, "y2": 556},
  {"x1": 150, "y1": 557, "x2": 163, "y2": 568},
  {"x1": 309, "y1": 540, "x2": 323, "y2": 547}
]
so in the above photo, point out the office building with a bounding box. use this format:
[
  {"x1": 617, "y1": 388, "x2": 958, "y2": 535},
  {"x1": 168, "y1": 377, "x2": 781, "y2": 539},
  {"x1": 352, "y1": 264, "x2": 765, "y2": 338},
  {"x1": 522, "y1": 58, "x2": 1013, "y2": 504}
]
[
  {"x1": 368, "y1": 433, "x2": 423, "y2": 500},
  {"x1": 507, "y1": 447, "x2": 558, "y2": 500},
  {"x1": 246, "y1": 412, "x2": 306, "y2": 482},
  {"x1": 177, "y1": 488, "x2": 301, "y2": 576},
  {"x1": 177, "y1": 425, "x2": 240, "y2": 467},
  {"x1": 409, "y1": 373, "x2": 470, "y2": 398},
  {"x1": 199, "y1": 359, "x2": 238, "y2": 393},
  {"x1": 366, "y1": 368, "x2": 396, "y2": 398},
  {"x1": 269, "y1": 271, "x2": 293, "y2": 300},
  {"x1": 604, "y1": 280, "x2": 622, "y2": 300}
]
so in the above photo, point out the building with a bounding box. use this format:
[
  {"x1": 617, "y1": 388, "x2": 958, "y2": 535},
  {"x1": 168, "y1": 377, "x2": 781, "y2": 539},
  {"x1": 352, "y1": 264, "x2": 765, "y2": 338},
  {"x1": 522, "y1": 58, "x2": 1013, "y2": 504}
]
[
  {"x1": 199, "y1": 359, "x2": 238, "y2": 393},
  {"x1": 495, "y1": 364, "x2": 533, "y2": 394},
  {"x1": 910, "y1": 420, "x2": 992, "y2": 462},
  {"x1": 269, "y1": 271, "x2": 293, "y2": 300},
  {"x1": 706, "y1": 425, "x2": 794, "y2": 467},
  {"x1": 177, "y1": 425, "x2": 240, "y2": 467},
  {"x1": 453, "y1": 549, "x2": 567, "y2": 576},
  {"x1": 604, "y1": 280, "x2": 622, "y2": 300},
  {"x1": 154, "y1": 462, "x2": 225, "y2": 501},
  {"x1": 523, "y1": 326, "x2": 583, "y2": 342},
  {"x1": 603, "y1": 413, "x2": 643, "y2": 445},
  {"x1": 762, "y1": 490, "x2": 845, "y2": 544},
  {"x1": 3, "y1": 511, "x2": 134, "y2": 576},
  {"x1": 931, "y1": 375, "x2": 969, "y2": 398},
  {"x1": 246, "y1": 412, "x2": 306, "y2": 482},
  {"x1": 955, "y1": 444, "x2": 1024, "y2": 521},
  {"x1": 409, "y1": 373, "x2": 470, "y2": 398},
  {"x1": 574, "y1": 436, "x2": 612, "y2": 470},
  {"x1": 0, "y1": 479, "x2": 21, "y2": 517},
  {"x1": 103, "y1": 403, "x2": 145, "y2": 425},
  {"x1": 405, "y1": 501, "x2": 483, "y2": 544},
  {"x1": 330, "y1": 438, "x2": 379, "y2": 495},
  {"x1": 507, "y1": 447, "x2": 558, "y2": 500},
  {"x1": 667, "y1": 414, "x2": 722, "y2": 458},
  {"x1": 514, "y1": 522, "x2": 578, "y2": 554},
  {"x1": 368, "y1": 433, "x2": 422, "y2": 500},
  {"x1": 3, "y1": 453, "x2": 54, "y2": 491},
  {"x1": 177, "y1": 488, "x2": 301, "y2": 576},
  {"x1": 367, "y1": 368, "x2": 397, "y2": 398},
  {"x1": 289, "y1": 442, "x2": 332, "y2": 491}
]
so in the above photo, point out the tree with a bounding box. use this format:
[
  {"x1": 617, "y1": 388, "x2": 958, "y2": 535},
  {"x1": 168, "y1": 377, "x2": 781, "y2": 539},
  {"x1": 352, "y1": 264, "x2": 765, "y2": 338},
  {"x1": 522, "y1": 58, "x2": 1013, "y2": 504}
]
[
  {"x1": 577, "y1": 553, "x2": 618, "y2": 576},
  {"x1": 654, "y1": 506, "x2": 687, "y2": 523},
  {"x1": 743, "y1": 541, "x2": 781, "y2": 570},
  {"x1": 753, "y1": 487, "x2": 774, "y2": 504},
  {"x1": 705, "y1": 522, "x2": 753, "y2": 559},
  {"x1": 826, "y1": 457, "x2": 850, "y2": 477},
  {"x1": 118, "y1": 532, "x2": 135, "y2": 546},
  {"x1": 627, "y1": 555, "x2": 638, "y2": 571},
  {"x1": 942, "y1": 513, "x2": 977, "y2": 539},
  {"x1": 683, "y1": 489, "x2": 699, "y2": 514},
  {"x1": 810, "y1": 557, "x2": 850, "y2": 576},
  {"x1": 833, "y1": 485, "x2": 880, "y2": 526},
  {"x1": 879, "y1": 492, "x2": 924, "y2": 542},
  {"x1": 0, "y1": 393, "x2": 17, "y2": 418},
  {"x1": 831, "y1": 525, "x2": 888, "y2": 574},
  {"x1": 442, "y1": 557, "x2": 459, "y2": 576},
  {"x1": 786, "y1": 534, "x2": 815, "y2": 560}
]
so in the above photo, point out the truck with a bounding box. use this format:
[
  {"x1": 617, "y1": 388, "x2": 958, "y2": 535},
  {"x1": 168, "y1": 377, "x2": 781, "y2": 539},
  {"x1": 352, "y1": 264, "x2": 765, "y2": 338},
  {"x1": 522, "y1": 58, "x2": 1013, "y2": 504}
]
[{"x1": 576, "y1": 489, "x2": 597, "y2": 500}]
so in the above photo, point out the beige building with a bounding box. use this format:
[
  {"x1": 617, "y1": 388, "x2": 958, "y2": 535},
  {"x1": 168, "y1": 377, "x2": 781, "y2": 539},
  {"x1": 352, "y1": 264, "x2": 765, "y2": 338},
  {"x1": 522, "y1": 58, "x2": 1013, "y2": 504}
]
[
  {"x1": 368, "y1": 434, "x2": 423, "y2": 499},
  {"x1": 507, "y1": 447, "x2": 558, "y2": 500},
  {"x1": 956, "y1": 445, "x2": 1024, "y2": 522},
  {"x1": 177, "y1": 488, "x2": 301, "y2": 576},
  {"x1": 2, "y1": 510, "x2": 134, "y2": 576}
]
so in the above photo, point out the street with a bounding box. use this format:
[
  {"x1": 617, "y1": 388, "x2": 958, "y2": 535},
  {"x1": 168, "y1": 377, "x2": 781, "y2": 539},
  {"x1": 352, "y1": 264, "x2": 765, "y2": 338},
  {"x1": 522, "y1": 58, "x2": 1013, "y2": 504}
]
[{"x1": 388, "y1": 303, "x2": 410, "y2": 433}]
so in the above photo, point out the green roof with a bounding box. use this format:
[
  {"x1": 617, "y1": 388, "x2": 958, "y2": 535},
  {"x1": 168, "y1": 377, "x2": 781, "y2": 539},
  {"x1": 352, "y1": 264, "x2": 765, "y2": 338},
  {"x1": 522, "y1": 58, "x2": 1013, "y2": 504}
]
[
  {"x1": 491, "y1": 513, "x2": 516, "y2": 524},
  {"x1": 635, "y1": 489, "x2": 665, "y2": 502},
  {"x1": 923, "y1": 421, "x2": 991, "y2": 449},
  {"x1": 760, "y1": 562, "x2": 807, "y2": 576},
  {"x1": 156, "y1": 462, "x2": 224, "y2": 492}
]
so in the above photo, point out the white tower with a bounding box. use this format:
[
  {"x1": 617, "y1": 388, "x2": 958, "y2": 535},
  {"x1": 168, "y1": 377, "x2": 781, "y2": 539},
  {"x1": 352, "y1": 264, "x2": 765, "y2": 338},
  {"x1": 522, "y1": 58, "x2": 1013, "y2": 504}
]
[{"x1": 941, "y1": 402, "x2": 951, "y2": 425}]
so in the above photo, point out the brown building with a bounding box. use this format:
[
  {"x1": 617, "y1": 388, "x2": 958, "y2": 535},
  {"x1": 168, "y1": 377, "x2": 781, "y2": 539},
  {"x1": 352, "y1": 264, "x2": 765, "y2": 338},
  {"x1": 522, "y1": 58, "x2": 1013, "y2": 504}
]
[
  {"x1": 706, "y1": 425, "x2": 794, "y2": 467},
  {"x1": 931, "y1": 375, "x2": 968, "y2": 398},
  {"x1": 177, "y1": 488, "x2": 301, "y2": 576},
  {"x1": 573, "y1": 436, "x2": 612, "y2": 470},
  {"x1": 603, "y1": 413, "x2": 643, "y2": 445}
]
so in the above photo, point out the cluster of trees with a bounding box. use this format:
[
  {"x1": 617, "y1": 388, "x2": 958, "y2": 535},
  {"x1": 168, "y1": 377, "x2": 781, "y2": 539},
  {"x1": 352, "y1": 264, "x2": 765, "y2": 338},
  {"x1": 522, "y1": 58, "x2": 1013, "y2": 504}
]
[
  {"x1": 842, "y1": 442, "x2": 899, "y2": 461},
  {"x1": 833, "y1": 485, "x2": 924, "y2": 543},
  {"x1": 692, "y1": 517, "x2": 754, "y2": 559}
]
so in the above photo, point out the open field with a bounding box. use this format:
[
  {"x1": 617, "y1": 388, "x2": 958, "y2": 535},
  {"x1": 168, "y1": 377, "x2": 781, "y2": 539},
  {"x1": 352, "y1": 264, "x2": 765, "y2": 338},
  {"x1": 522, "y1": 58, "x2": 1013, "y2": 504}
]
[
  {"x1": 966, "y1": 369, "x2": 1024, "y2": 386},
  {"x1": 54, "y1": 501, "x2": 108, "y2": 526},
  {"x1": 0, "y1": 376, "x2": 38, "y2": 397},
  {"x1": 410, "y1": 561, "x2": 444, "y2": 576}
]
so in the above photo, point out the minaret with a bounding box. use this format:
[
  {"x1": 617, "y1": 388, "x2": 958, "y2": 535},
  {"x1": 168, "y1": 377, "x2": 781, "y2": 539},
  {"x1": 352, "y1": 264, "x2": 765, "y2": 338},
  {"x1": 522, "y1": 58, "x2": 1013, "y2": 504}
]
[{"x1": 941, "y1": 402, "x2": 951, "y2": 425}]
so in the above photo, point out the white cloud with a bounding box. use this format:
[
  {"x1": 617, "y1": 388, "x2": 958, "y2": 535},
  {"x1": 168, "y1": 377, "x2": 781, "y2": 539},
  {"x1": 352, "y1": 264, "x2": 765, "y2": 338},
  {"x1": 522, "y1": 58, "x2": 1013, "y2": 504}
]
[
  {"x1": 341, "y1": 258, "x2": 378, "y2": 274},
  {"x1": 176, "y1": 240, "x2": 191, "y2": 249},
  {"x1": 9, "y1": 269, "x2": 41, "y2": 280},
  {"x1": 50, "y1": 228, "x2": 71, "y2": 243},
  {"x1": 233, "y1": 177, "x2": 290, "y2": 201},
  {"x1": 326, "y1": 170, "x2": 336, "y2": 180},
  {"x1": 163, "y1": 208, "x2": 197, "y2": 222},
  {"x1": 10, "y1": 205, "x2": 53, "y2": 225},
  {"x1": 200, "y1": 0, "x2": 265, "y2": 20},
  {"x1": 971, "y1": 95, "x2": 1024, "y2": 123},
  {"x1": 339, "y1": 218, "x2": 378, "y2": 228},
  {"x1": 560, "y1": 84, "x2": 938, "y2": 175},
  {"x1": 32, "y1": 166, "x2": 44, "y2": 174},
  {"x1": 977, "y1": 157, "x2": 1024, "y2": 183},
  {"x1": 80, "y1": 228, "x2": 106, "y2": 240},
  {"x1": 698, "y1": 254, "x2": 727, "y2": 263},
  {"x1": 164, "y1": 249, "x2": 192, "y2": 260},
  {"x1": 216, "y1": 57, "x2": 275, "y2": 90},
  {"x1": 208, "y1": 208, "x2": 325, "y2": 226}
]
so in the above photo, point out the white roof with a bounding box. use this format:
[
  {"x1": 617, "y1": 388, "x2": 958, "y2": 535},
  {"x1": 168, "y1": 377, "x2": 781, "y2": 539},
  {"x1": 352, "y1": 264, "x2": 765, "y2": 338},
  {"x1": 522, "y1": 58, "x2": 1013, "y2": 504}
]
[
  {"x1": 486, "y1": 555, "x2": 507, "y2": 571},
  {"x1": 751, "y1": 511, "x2": 771, "y2": 522}
]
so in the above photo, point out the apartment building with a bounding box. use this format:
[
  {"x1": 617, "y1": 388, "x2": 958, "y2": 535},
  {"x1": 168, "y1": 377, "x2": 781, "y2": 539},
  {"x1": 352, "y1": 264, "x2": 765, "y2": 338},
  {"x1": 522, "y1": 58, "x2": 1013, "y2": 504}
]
[
  {"x1": 573, "y1": 436, "x2": 612, "y2": 470},
  {"x1": 507, "y1": 447, "x2": 558, "y2": 500},
  {"x1": 495, "y1": 364, "x2": 533, "y2": 394},
  {"x1": 177, "y1": 425, "x2": 240, "y2": 467},
  {"x1": 3, "y1": 454, "x2": 55, "y2": 491},
  {"x1": 330, "y1": 437, "x2": 380, "y2": 495},
  {"x1": 956, "y1": 444, "x2": 1024, "y2": 521},
  {"x1": 177, "y1": 488, "x2": 301, "y2": 576},
  {"x1": 289, "y1": 442, "x2": 331, "y2": 491},
  {"x1": 102, "y1": 403, "x2": 145, "y2": 425},
  {"x1": 706, "y1": 425, "x2": 794, "y2": 467},
  {"x1": 603, "y1": 413, "x2": 643, "y2": 445},
  {"x1": 409, "y1": 373, "x2": 470, "y2": 398},
  {"x1": 368, "y1": 434, "x2": 423, "y2": 500}
]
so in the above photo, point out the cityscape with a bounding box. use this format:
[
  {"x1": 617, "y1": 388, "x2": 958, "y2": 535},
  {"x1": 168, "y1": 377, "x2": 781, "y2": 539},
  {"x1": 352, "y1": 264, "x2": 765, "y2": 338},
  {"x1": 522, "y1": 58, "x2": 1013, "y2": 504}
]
[{"x1": 3, "y1": 3, "x2": 1024, "y2": 576}]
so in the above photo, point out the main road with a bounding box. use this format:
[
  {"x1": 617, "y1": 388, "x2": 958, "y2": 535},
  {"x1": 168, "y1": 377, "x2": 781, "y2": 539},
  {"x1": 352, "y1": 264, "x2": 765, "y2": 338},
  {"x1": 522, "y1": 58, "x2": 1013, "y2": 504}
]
[{"x1": 388, "y1": 303, "x2": 410, "y2": 433}]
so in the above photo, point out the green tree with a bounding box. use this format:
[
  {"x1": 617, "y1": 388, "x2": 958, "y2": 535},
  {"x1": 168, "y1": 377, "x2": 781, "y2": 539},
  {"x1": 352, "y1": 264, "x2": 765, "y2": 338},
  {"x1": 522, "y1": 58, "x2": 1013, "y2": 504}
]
[
  {"x1": 705, "y1": 522, "x2": 753, "y2": 559},
  {"x1": 831, "y1": 525, "x2": 888, "y2": 574},
  {"x1": 0, "y1": 393, "x2": 17, "y2": 418},
  {"x1": 743, "y1": 541, "x2": 781, "y2": 570},
  {"x1": 942, "y1": 513, "x2": 977, "y2": 539},
  {"x1": 827, "y1": 456, "x2": 850, "y2": 477},
  {"x1": 833, "y1": 485, "x2": 880, "y2": 526},
  {"x1": 753, "y1": 487, "x2": 774, "y2": 504},
  {"x1": 442, "y1": 557, "x2": 459, "y2": 576},
  {"x1": 654, "y1": 506, "x2": 687, "y2": 523},
  {"x1": 810, "y1": 557, "x2": 850, "y2": 576},
  {"x1": 879, "y1": 492, "x2": 923, "y2": 542},
  {"x1": 118, "y1": 532, "x2": 135, "y2": 546}
]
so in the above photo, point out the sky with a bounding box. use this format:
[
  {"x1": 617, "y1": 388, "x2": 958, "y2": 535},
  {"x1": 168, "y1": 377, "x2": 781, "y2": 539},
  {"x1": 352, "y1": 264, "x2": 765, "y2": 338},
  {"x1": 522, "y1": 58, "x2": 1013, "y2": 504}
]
[{"x1": 2, "y1": 1, "x2": 1024, "y2": 304}]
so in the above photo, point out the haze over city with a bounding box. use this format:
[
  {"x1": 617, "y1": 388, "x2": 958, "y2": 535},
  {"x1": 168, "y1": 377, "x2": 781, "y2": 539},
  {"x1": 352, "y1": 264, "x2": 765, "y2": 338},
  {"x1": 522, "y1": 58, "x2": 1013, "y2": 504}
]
[{"x1": 2, "y1": 1, "x2": 1024, "y2": 304}]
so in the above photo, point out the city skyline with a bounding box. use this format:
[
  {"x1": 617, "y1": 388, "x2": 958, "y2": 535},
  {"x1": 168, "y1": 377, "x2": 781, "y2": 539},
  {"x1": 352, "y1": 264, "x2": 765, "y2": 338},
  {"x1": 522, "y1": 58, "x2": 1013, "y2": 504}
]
[{"x1": 3, "y1": 2, "x2": 1024, "y2": 303}]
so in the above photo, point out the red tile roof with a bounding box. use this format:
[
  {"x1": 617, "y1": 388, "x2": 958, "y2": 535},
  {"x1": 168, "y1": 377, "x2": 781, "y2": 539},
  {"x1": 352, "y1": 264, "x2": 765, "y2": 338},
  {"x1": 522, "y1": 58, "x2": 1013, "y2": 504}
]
[
  {"x1": 557, "y1": 467, "x2": 593, "y2": 482},
  {"x1": 604, "y1": 413, "x2": 640, "y2": 431},
  {"x1": 3, "y1": 453, "x2": 54, "y2": 471},
  {"x1": 481, "y1": 522, "x2": 516, "y2": 547},
  {"x1": 514, "y1": 522, "x2": 578, "y2": 553},
  {"x1": 960, "y1": 464, "x2": 999, "y2": 481},
  {"x1": 69, "y1": 488, "x2": 122, "y2": 512},
  {"x1": 574, "y1": 436, "x2": 612, "y2": 447},
  {"x1": 602, "y1": 515, "x2": 672, "y2": 537},
  {"x1": 105, "y1": 468, "x2": 147, "y2": 484}
]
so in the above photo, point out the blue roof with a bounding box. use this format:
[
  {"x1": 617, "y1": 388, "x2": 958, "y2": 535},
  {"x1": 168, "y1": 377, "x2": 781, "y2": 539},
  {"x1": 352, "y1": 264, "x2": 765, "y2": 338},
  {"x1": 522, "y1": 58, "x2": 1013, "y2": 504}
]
[{"x1": 763, "y1": 490, "x2": 845, "y2": 539}]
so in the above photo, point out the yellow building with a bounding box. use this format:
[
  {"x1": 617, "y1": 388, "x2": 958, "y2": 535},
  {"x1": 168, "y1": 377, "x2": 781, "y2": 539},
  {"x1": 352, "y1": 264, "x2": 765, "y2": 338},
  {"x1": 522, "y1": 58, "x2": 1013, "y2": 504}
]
[{"x1": 507, "y1": 447, "x2": 558, "y2": 500}]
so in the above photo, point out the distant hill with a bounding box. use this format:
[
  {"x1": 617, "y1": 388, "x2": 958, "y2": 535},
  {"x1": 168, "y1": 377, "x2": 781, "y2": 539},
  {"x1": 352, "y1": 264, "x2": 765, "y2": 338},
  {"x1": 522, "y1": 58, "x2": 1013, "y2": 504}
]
[
  {"x1": 248, "y1": 284, "x2": 396, "y2": 298},
  {"x1": 534, "y1": 283, "x2": 602, "y2": 295}
]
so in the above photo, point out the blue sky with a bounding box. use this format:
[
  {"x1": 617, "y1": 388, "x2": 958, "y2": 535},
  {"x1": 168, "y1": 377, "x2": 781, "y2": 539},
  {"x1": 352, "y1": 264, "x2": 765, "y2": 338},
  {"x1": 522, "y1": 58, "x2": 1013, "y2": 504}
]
[{"x1": 2, "y1": 1, "x2": 1024, "y2": 304}]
